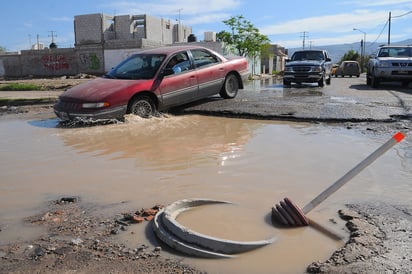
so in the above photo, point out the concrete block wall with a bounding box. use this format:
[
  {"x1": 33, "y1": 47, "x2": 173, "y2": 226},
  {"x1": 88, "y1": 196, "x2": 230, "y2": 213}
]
[
  {"x1": 115, "y1": 15, "x2": 133, "y2": 40},
  {"x1": 22, "y1": 49, "x2": 78, "y2": 77},
  {"x1": 0, "y1": 54, "x2": 21, "y2": 78},
  {"x1": 74, "y1": 14, "x2": 104, "y2": 45},
  {"x1": 0, "y1": 47, "x2": 106, "y2": 78},
  {"x1": 76, "y1": 47, "x2": 105, "y2": 75}
]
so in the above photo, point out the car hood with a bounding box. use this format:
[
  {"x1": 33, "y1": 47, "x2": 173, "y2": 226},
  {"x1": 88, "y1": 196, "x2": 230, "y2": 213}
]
[
  {"x1": 286, "y1": 60, "x2": 323, "y2": 66},
  {"x1": 60, "y1": 78, "x2": 152, "y2": 101},
  {"x1": 378, "y1": 57, "x2": 412, "y2": 61}
]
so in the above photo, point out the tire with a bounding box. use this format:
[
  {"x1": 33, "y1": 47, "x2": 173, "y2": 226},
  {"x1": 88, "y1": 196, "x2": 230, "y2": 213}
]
[
  {"x1": 326, "y1": 75, "x2": 331, "y2": 85},
  {"x1": 371, "y1": 74, "x2": 379, "y2": 88},
  {"x1": 283, "y1": 79, "x2": 291, "y2": 87},
  {"x1": 220, "y1": 74, "x2": 239, "y2": 99},
  {"x1": 128, "y1": 95, "x2": 155, "y2": 118},
  {"x1": 366, "y1": 74, "x2": 371, "y2": 85},
  {"x1": 318, "y1": 74, "x2": 325, "y2": 87}
]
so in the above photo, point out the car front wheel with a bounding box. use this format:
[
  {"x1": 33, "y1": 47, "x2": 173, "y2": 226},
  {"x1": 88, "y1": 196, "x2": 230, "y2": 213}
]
[
  {"x1": 318, "y1": 74, "x2": 325, "y2": 87},
  {"x1": 220, "y1": 73, "x2": 239, "y2": 99},
  {"x1": 371, "y1": 75, "x2": 380, "y2": 88},
  {"x1": 128, "y1": 95, "x2": 155, "y2": 118}
]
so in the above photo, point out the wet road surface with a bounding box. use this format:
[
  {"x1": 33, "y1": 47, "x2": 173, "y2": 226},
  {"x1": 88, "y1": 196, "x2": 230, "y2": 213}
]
[
  {"x1": 0, "y1": 76, "x2": 411, "y2": 273},
  {"x1": 1, "y1": 114, "x2": 411, "y2": 273},
  {"x1": 176, "y1": 76, "x2": 412, "y2": 123}
]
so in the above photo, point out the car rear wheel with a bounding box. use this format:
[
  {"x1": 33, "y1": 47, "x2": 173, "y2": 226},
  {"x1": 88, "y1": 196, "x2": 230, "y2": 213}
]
[
  {"x1": 128, "y1": 95, "x2": 155, "y2": 118},
  {"x1": 220, "y1": 73, "x2": 239, "y2": 99}
]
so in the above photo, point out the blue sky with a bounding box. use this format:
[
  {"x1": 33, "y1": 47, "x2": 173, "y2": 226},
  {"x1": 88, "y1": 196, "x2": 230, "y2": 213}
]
[{"x1": 1, "y1": 0, "x2": 412, "y2": 52}]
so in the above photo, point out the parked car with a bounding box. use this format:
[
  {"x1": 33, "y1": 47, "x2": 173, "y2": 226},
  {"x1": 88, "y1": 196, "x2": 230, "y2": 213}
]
[
  {"x1": 367, "y1": 45, "x2": 412, "y2": 88},
  {"x1": 331, "y1": 64, "x2": 339, "y2": 77},
  {"x1": 335, "y1": 61, "x2": 360, "y2": 77},
  {"x1": 283, "y1": 49, "x2": 332, "y2": 87},
  {"x1": 54, "y1": 45, "x2": 249, "y2": 120}
]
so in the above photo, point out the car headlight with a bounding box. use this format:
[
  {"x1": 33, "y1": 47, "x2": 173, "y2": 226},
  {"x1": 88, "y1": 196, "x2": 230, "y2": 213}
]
[
  {"x1": 311, "y1": 66, "x2": 322, "y2": 72},
  {"x1": 377, "y1": 61, "x2": 389, "y2": 68},
  {"x1": 82, "y1": 102, "x2": 110, "y2": 109},
  {"x1": 284, "y1": 67, "x2": 293, "y2": 72}
]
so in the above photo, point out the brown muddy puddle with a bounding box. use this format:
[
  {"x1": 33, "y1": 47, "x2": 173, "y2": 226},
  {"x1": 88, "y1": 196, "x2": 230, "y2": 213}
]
[{"x1": 0, "y1": 114, "x2": 410, "y2": 273}]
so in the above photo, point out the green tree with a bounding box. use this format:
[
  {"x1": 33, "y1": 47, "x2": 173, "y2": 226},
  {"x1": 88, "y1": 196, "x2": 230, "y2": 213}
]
[
  {"x1": 217, "y1": 15, "x2": 270, "y2": 57},
  {"x1": 0, "y1": 46, "x2": 6, "y2": 52},
  {"x1": 340, "y1": 50, "x2": 359, "y2": 63},
  {"x1": 217, "y1": 15, "x2": 270, "y2": 75}
]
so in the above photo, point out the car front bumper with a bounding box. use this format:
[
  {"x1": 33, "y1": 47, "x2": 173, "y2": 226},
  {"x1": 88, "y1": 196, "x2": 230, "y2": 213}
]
[
  {"x1": 54, "y1": 104, "x2": 127, "y2": 121},
  {"x1": 374, "y1": 68, "x2": 412, "y2": 80},
  {"x1": 283, "y1": 72, "x2": 323, "y2": 83}
]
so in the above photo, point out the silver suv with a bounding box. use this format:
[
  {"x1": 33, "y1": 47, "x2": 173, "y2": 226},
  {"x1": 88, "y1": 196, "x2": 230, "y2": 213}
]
[
  {"x1": 283, "y1": 49, "x2": 332, "y2": 87},
  {"x1": 367, "y1": 45, "x2": 412, "y2": 88}
]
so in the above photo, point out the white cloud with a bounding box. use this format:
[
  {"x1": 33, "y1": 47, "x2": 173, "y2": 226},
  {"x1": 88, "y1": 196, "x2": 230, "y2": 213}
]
[
  {"x1": 343, "y1": 0, "x2": 412, "y2": 7},
  {"x1": 259, "y1": 10, "x2": 390, "y2": 36},
  {"x1": 102, "y1": 0, "x2": 240, "y2": 17},
  {"x1": 183, "y1": 13, "x2": 231, "y2": 26}
]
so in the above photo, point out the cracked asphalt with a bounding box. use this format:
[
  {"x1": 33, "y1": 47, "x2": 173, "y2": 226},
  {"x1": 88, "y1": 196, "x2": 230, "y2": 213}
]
[
  {"x1": 176, "y1": 75, "x2": 412, "y2": 124},
  {"x1": 1, "y1": 75, "x2": 411, "y2": 126}
]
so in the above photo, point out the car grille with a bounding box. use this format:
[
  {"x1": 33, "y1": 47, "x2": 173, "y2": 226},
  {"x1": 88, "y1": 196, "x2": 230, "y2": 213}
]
[
  {"x1": 57, "y1": 100, "x2": 82, "y2": 110},
  {"x1": 392, "y1": 71, "x2": 412, "y2": 76},
  {"x1": 392, "y1": 62, "x2": 412, "y2": 67},
  {"x1": 293, "y1": 66, "x2": 311, "y2": 72}
]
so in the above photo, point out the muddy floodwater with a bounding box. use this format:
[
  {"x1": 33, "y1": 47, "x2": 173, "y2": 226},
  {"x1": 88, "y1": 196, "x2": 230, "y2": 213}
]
[{"x1": 0, "y1": 114, "x2": 411, "y2": 273}]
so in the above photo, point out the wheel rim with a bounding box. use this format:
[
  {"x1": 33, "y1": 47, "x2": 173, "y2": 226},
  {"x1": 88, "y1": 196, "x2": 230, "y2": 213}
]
[
  {"x1": 225, "y1": 75, "x2": 238, "y2": 96},
  {"x1": 132, "y1": 100, "x2": 153, "y2": 118}
]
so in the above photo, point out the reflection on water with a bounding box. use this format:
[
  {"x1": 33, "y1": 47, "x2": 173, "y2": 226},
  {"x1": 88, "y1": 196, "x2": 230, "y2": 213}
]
[
  {"x1": 0, "y1": 114, "x2": 410, "y2": 273},
  {"x1": 246, "y1": 78, "x2": 324, "y2": 97},
  {"x1": 57, "y1": 114, "x2": 259, "y2": 171}
]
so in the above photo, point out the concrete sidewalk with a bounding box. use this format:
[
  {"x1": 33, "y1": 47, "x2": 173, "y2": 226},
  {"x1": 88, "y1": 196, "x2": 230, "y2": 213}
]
[{"x1": 0, "y1": 90, "x2": 62, "y2": 100}]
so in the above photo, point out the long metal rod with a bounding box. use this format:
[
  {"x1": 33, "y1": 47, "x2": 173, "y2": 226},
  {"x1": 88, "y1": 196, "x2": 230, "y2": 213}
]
[{"x1": 302, "y1": 132, "x2": 405, "y2": 214}]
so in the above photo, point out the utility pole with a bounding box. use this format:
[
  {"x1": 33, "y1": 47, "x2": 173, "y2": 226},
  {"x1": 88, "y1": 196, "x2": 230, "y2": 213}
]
[
  {"x1": 36, "y1": 34, "x2": 40, "y2": 50},
  {"x1": 388, "y1": 12, "x2": 391, "y2": 45},
  {"x1": 301, "y1": 31, "x2": 308, "y2": 49},
  {"x1": 48, "y1": 31, "x2": 57, "y2": 43},
  {"x1": 48, "y1": 31, "x2": 57, "y2": 48},
  {"x1": 388, "y1": 10, "x2": 412, "y2": 45}
]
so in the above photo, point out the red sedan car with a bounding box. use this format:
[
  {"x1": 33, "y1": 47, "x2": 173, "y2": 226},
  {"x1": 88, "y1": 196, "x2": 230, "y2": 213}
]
[{"x1": 54, "y1": 45, "x2": 249, "y2": 120}]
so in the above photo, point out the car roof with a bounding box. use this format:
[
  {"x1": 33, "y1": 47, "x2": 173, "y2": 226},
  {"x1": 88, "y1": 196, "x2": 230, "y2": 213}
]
[
  {"x1": 294, "y1": 49, "x2": 325, "y2": 52},
  {"x1": 379, "y1": 45, "x2": 412, "y2": 48},
  {"x1": 138, "y1": 45, "x2": 212, "y2": 55}
]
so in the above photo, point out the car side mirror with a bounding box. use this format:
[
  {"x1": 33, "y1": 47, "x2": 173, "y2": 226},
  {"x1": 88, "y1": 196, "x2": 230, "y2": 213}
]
[{"x1": 326, "y1": 57, "x2": 331, "y2": 62}]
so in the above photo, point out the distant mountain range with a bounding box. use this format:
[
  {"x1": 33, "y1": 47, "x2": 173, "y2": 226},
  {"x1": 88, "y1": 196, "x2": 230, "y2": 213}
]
[{"x1": 287, "y1": 39, "x2": 412, "y2": 63}]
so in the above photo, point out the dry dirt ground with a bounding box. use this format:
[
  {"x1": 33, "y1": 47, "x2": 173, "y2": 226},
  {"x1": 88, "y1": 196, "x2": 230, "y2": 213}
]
[{"x1": 0, "y1": 78, "x2": 411, "y2": 273}]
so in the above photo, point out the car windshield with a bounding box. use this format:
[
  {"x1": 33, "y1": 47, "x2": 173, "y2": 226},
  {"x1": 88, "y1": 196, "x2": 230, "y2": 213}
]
[
  {"x1": 378, "y1": 47, "x2": 412, "y2": 58},
  {"x1": 105, "y1": 54, "x2": 166, "y2": 80},
  {"x1": 291, "y1": 51, "x2": 324, "y2": 61}
]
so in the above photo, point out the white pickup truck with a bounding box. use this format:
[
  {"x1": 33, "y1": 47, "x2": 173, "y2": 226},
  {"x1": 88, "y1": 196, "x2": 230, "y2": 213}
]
[{"x1": 367, "y1": 45, "x2": 412, "y2": 88}]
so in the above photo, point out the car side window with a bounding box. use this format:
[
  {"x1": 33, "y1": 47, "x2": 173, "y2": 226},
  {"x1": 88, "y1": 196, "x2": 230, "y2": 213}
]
[
  {"x1": 165, "y1": 52, "x2": 191, "y2": 75},
  {"x1": 191, "y1": 49, "x2": 220, "y2": 68}
]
